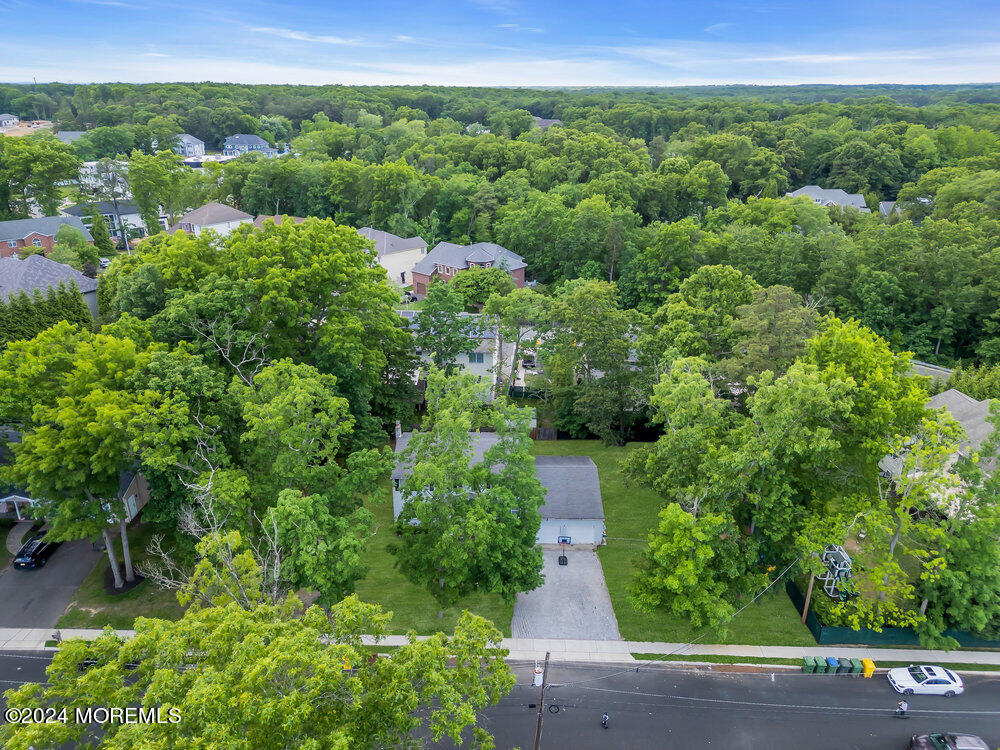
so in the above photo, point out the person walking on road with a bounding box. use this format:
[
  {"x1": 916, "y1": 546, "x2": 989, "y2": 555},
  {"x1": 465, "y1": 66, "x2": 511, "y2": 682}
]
[
  {"x1": 601, "y1": 712, "x2": 609, "y2": 729},
  {"x1": 895, "y1": 699, "x2": 909, "y2": 718}
]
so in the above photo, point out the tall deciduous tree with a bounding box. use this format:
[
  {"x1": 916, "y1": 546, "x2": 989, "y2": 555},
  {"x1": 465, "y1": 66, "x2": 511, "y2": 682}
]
[{"x1": 414, "y1": 280, "x2": 478, "y2": 373}]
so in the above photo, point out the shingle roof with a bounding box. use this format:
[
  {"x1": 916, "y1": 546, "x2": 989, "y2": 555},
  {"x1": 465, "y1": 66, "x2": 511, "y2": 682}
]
[
  {"x1": 178, "y1": 133, "x2": 204, "y2": 146},
  {"x1": 786, "y1": 185, "x2": 870, "y2": 212},
  {"x1": 910, "y1": 360, "x2": 953, "y2": 383},
  {"x1": 358, "y1": 227, "x2": 427, "y2": 258},
  {"x1": 224, "y1": 134, "x2": 269, "y2": 148},
  {"x1": 0, "y1": 114, "x2": 17, "y2": 120},
  {"x1": 171, "y1": 202, "x2": 252, "y2": 229},
  {"x1": 0, "y1": 254, "x2": 98, "y2": 301},
  {"x1": 62, "y1": 201, "x2": 140, "y2": 217},
  {"x1": 392, "y1": 431, "x2": 604, "y2": 519},
  {"x1": 533, "y1": 116, "x2": 563, "y2": 129},
  {"x1": 879, "y1": 201, "x2": 897, "y2": 217},
  {"x1": 928, "y1": 389, "x2": 994, "y2": 461},
  {"x1": 55, "y1": 130, "x2": 85, "y2": 144},
  {"x1": 0, "y1": 215, "x2": 94, "y2": 243},
  {"x1": 414, "y1": 241, "x2": 526, "y2": 275}
]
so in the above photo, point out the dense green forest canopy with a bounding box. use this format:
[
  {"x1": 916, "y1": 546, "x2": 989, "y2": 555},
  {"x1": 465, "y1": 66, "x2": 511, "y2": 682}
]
[{"x1": 3, "y1": 82, "x2": 1000, "y2": 363}]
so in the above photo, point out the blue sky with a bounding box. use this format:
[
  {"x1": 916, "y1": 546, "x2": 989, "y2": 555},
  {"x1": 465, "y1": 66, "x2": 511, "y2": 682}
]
[{"x1": 2, "y1": 0, "x2": 999, "y2": 85}]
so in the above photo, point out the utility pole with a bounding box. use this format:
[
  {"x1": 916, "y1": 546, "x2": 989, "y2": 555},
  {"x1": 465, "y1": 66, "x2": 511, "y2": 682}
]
[{"x1": 532, "y1": 651, "x2": 550, "y2": 750}]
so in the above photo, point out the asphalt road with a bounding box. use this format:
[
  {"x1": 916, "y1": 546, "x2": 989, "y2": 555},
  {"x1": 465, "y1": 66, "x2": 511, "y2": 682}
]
[
  {"x1": 0, "y1": 539, "x2": 101, "y2": 627},
  {"x1": 438, "y1": 661, "x2": 1000, "y2": 750},
  {"x1": 3, "y1": 653, "x2": 998, "y2": 749}
]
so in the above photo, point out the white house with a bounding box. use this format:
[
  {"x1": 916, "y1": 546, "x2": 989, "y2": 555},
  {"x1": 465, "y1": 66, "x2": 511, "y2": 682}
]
[
  {"x1": 358, "y1": 227, "x2": 428, "y2": 286},
  {"x1": 175, "y1": 133, "x2": 205, "y2": 158},
  {"x1": 169, "y1": 202, "x2": 253, "y2": 237},
  {"x1": 61, "y1": 200, "x2": 153, "y2": 242},
  {"x1": 222, "y1": 134, "x2": 279, "y2": 157},
  {"x1": 0, "y1": 114, "x2": 19, "y2": 129},
  {"x1": 786, "y1": 185, "x2": 870, "y2": 212},
  {"x1": 391, "y1": 428, "x2": 606, "y2": 545}
]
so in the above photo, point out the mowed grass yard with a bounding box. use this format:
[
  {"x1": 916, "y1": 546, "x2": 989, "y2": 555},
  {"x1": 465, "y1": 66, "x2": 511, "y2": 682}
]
[
  {"x1": 353, "y1": 480, "x2": 514, "y2": 636},
  {"x1": 531, "y1": 440, "x2": 815, "y2": 647},
  {"x1": 57, "y1": 524, "x2": 186, "y2": 629}
]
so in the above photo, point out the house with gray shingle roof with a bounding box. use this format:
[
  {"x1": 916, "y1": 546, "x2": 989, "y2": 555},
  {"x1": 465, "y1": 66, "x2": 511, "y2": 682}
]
[
  {"x1": 411, "y1": 241, "x2": 526, "y2": 297},
  {"x1": 222, "y1": 134, "x2": 279, "y2": 157},
  {"x1": 358, "y1": 227, "x2": 428, "y2": 286},
  {"x1": 391, "y1": 429, "x2": 605, "y2": 545},
  {"x1": 532, "y1": 116, "x2": 562, "y2": 130},
  {"x1": 0, "y1": 216, "x2": 94, "y2": 258},
  {"x1": 0, "y1": 114, "x2": 19, "y2": 129},
  {"x1": 169, "y1": 202, "x2": 253, "y2": 237},
  {"x1": 0, "y1": 254, "x2": 99, "y2": 318},
  {"x1": 786, "y1": 185, "x2": 870, "y2": 213},
  {"x1": 175, "y1": 133, "x2": 205, "y2": 158}
]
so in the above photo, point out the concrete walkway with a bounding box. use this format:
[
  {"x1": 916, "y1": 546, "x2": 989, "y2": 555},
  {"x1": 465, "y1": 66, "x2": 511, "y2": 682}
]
[
  {"x1": 5, "y1": 521, "x2": 34, "y2": 555},
  {"x1": 510, "y1": 548, "x2": 621, "y2": 640},
  {"x1": 4, "y1": 629, "x2": 999, "y2": 668}
]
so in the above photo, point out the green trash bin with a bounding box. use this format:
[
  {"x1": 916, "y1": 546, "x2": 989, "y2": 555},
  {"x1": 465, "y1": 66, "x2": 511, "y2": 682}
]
[
  {"x1": 814, "y1": 657, "x2": 827, "y2": 674},
  {"x1": 837, "y1": 657, "x2": 852, "y2": 674},
  {"x1": 849, "y1": 658, "x2": 863, "y2": 674},
  {"x1": 802, "y1": 655, "x2": 816, "y2": 673}
]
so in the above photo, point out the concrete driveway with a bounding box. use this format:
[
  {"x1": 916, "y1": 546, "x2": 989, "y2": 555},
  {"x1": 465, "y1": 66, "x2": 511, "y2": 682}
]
[
  {"x1": 0, "y1": 539, "x2": 101, "y2": 628},
  {"x1": 511, "y1": 548, "x2": 621, "y2": 640}
]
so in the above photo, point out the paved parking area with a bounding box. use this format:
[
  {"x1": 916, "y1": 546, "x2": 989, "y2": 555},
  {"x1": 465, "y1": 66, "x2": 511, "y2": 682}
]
[
  {"x1": 0, "y1": 539, "x2": 101, "y2": 628},
  {"x1": 511, "y1": 548, "x2": 621, "y2": 640}
]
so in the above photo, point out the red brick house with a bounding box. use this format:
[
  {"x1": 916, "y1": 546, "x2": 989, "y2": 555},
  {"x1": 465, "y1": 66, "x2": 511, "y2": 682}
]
[
  {"x1": 0, "y1": 216, "x2": 94, "y2": 259},
  {"x1": 411, "y1": 241, "x2": 527, "y2": 297}
]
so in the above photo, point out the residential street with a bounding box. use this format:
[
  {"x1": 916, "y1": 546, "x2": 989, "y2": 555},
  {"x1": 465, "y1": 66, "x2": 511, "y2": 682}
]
[
  {"x1": 0, "y1": 540, "x2": 101, "y2": 628},
  {"x1": 432, "y1": 661, "x2": 1000, "y2": 749}
]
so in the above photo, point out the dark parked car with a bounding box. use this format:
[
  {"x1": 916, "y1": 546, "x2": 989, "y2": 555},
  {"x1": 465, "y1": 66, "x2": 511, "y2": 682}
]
[
  {"x1": 909, "y1": 733, "x2": 989, "y2": 750},
  {"x1": 12, "y1": 534, "x2": 62, "y2": 569}
]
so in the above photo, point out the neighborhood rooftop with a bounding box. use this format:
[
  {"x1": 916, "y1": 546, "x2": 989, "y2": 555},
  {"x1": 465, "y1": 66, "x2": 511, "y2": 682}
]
[
  {"x1": 786, "y1": 185, "x2": 869, "y2": 211},
  {"x1": 358, "y1": 227, "x2": 427, "y2": 258},
  {"x1": 413, "y1": 242, "x2": 526, "y2": 275},
  {"x1": 0, "y1": 216, "x2": 94, "y2": 243},
  {"x1": 170, "y1": 202, "x2": 253, "y2": 229},
  {"x1": 62, "y1": 201, "x2": 140, "y2": 217},
  {"x1": 0, "y1": 254, "x2": 98, "y2": 301}
]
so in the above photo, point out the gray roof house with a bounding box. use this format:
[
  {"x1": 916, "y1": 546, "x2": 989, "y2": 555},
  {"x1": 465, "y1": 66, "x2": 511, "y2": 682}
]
[
  {"x1": 55, "y1": 130, "x2": 86, "y2": 144},
  {"x1": 168, "y1": 202, "x2": 253, "y2": 237},
  {"x1": 391, "y1": 429, "x2": 605, "y2": 545},
  {"x1": 411, "y1": 241, "x2": 527, "y2": 296},
  {"x1": 786, "y1": 185, "x2": 870, "y2": 213},
  {"x1": 222, "y1": 134, "x2": 279, "y2": 157},
  {"x1": 358, "y1": 227, "x2": 427, "y2": 258},
  {"x1": 879, "y1": 201, "x2": 898, "y2": 218},
  {"x1": 0, "y1": 216, "x2": 94, "y2": 257},
  {"x1": 0, "y1": 254, "x2": 99, "y2": 318},
  {"x1": 532, "y1": 116, "x2": 563, "y2": 130},
  {"x1": 175, "y1": 133, "x2": 205, "y2": 158},
  {"x1": 61, "y1": 201, "x2": 149, "y2": 241},
  {"x1": 358, "y1": 227, "x2": 429, "y2": 286},
  {"x1": 0, "y1": 114, "x2": 19, "y2": 128}
]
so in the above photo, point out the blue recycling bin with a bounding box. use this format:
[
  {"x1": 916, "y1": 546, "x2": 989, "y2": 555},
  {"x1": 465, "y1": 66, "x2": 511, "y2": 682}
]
[{"x1": 825, "y1": 657, "x2": 840, "y2": 673}]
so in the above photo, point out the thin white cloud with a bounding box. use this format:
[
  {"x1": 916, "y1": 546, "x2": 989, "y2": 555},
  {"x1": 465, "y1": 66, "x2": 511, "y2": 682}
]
[
  {"x1": 249, "y1": 26, "x2": 364, "y2": 46},
  {"x1": 496, "y1": 23, "x2": 544, "y2": 33},
  {"x1": 704, "y1": 23, "x2": 733, "y2": 35}
]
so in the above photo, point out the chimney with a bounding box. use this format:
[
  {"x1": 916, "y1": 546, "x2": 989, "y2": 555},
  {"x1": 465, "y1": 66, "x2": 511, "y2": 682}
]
[{"x1": 395, "y1": 421, "x2": 402, "y2": 439}]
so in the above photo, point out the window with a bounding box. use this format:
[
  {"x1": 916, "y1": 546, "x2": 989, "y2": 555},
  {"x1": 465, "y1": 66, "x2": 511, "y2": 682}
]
[
  {"x1": 6, "y1": 240, "x2": 16, "y2": 249},
  {"x1": 469, "y1": 352, "x2": 485, "y2": 364},
  {"x1": 32, "y1": 238, "x2": 42, "y2": 247}
]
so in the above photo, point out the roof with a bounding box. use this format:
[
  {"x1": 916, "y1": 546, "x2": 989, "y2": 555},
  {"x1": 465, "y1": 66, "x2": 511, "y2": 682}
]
[
  {"x1": 254, "y1": 215, "x2": 307, "y2": 228},
  {"x1": 358, "y1": 227, "x2": 427, "y2": 258},
  {"x1": 533, "y1": 116, "x2": 563, "y2": 129},
  {"x1": 171, "y1": 202, "x2": 252, "y2": 229},
  {"x1": 414, "y1": 241, "x2": 526, "y2": 275},
  {"x1": 224, "y1": 134, "x2": 269, "y2": 148},
  {"x1": 55, "y1": 130, "x2": 85, "y2": 144},
  {"x1": 178, "y1": 133, "x2": 204, "y2": 145},
  {"x1": 0, "y1": 254, "x2": 98, "y2": 301},
  {"x1": 0, "y1": 114, "x2": 17, "y2": 120},
  {"x1": 62, "y1": 201, "x2": 140, "y2": 217},
  {"x1": 534, "y1": 455, "x2": 604, "y2": 519},
  {"x1": 879, "y1": 200, "x2": 897, "y2": 217},
  {"x1": 0, "y1": 215, "x2": 94, "y2": 243},
  {"x1": 928, "y1": 389, "x2": 993, "y2": 460},
  {"x1": 786, "y1": 185, "x2": 870, "y2": 212},
  {"x1": 392, "y1": 431, "x2": 604, "y2": 520},
  {"x1": 910, "y1": 360, "x2": 954, "y2": 383}
]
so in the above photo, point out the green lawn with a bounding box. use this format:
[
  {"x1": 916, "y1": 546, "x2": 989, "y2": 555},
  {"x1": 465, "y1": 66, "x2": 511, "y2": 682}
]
[
  {"x1": 353, "y1": 480, "x2": 514, "y2": 636},
  {"x1": 57, "y1": 524, "x2": 186, "y2": 629},
  {"x1": 531, "y1": 440, "x2": 815, "y2": 646}
]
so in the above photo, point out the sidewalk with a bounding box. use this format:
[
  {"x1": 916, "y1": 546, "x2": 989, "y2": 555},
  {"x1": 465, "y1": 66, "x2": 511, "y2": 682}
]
[{"x1": 2, "y1": 628, "x2": 999, "y2": 667}]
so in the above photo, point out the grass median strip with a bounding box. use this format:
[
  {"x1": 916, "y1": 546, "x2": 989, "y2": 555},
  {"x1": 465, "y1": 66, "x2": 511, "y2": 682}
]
[{"x1": 630, "y1": 653, "x2": 1000, "y2": 671}]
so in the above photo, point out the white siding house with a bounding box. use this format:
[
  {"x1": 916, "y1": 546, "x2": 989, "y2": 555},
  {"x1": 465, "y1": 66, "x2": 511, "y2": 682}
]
[
  {"x1": 169, "y1": 202, "x2": 253, "y2": 237},
  {"x1": 357, "y1": 227, "x2": 428, "y2": 286},
  {"x1": 0, "y1": 114, "x2": 19, "y2": 129}
]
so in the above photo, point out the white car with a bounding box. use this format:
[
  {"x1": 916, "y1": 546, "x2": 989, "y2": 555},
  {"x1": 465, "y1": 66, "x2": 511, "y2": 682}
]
[{"x1": 887, "y1": 665, "x2": 964, "y2": 696}]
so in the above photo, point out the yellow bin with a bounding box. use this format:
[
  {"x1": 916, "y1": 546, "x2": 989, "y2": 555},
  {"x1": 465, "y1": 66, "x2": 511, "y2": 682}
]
[{"x1": 861, "y1": 658, "x2": 875, "y2": 678}]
